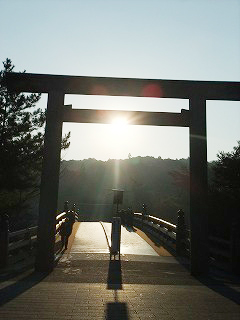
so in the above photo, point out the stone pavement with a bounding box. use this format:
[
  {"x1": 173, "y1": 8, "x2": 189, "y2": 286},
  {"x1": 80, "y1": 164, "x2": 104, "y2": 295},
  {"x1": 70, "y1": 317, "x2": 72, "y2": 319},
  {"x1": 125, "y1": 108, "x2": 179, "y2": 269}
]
[{"x1": 0, "y1": 223, "x2": 240, "y2": 319}]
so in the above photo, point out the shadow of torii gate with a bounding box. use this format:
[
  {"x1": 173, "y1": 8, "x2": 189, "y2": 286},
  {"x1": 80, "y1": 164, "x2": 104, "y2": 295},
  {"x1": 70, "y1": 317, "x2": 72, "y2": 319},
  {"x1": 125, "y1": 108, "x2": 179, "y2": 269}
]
[{"x1": 6, "y1": 73, "x2": 240, "y2": 276}]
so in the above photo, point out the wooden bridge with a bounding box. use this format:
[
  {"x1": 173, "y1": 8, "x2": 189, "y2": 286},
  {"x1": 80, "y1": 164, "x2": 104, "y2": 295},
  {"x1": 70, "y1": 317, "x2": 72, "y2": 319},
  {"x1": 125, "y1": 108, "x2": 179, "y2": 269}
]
[{"x1": 1, "y1": 207, "x2": 239, "y2": 275}]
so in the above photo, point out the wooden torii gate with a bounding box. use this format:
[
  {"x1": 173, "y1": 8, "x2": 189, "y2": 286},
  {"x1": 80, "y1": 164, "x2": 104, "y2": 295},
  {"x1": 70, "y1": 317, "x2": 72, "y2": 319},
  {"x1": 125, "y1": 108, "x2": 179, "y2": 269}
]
[{"x1": 6, "y1": 73, "x2": 240, "y2": 275}]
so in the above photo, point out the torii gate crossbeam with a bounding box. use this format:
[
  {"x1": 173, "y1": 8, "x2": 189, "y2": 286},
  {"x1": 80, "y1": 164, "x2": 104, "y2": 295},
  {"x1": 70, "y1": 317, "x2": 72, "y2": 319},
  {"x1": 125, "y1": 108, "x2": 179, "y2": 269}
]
[{"x1": 6, "y1": 72, "x2": 240, "y2": 276}]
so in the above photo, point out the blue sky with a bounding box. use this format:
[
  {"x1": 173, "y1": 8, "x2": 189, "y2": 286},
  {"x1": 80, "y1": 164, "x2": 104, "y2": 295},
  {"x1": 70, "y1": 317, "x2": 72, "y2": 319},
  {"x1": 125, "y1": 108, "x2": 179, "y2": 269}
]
[{"x1": 1, "y1": 0, "x2": 240, "y2": 161}]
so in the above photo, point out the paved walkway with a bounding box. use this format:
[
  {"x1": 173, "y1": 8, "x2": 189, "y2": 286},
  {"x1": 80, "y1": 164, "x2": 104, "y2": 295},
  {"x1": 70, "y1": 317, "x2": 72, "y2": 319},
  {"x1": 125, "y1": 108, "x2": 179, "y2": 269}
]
[{"x1": 0, "y1": 222, "x2": 240, "y2": 319}]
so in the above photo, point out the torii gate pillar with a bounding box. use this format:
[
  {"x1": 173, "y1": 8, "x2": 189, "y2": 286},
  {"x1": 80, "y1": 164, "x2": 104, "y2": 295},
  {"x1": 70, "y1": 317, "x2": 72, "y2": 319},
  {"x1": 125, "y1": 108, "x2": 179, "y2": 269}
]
[
  {"x1": 189, "y1": 97, "x2": 209, "y2": 275},
  {"x1": 35, "y1": 91, "x2": 64, "y2": 272}
]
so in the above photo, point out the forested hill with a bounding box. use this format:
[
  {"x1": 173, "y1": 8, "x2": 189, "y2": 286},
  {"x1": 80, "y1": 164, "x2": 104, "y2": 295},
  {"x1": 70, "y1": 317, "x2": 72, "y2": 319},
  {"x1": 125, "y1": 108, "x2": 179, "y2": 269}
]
[{"x1": 58, "y1": 156, "x2": 191, "y2": 224}]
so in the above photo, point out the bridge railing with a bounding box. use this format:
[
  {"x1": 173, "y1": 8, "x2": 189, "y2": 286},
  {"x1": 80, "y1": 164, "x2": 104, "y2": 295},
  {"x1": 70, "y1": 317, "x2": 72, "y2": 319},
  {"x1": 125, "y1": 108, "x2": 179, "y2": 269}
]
[
  {"x1": 55, "y1": 210, "x2": 78, "y2": 237},
  {"x1": 6, "y1": 226, "x2": 38, "y2": 266},
  {"x1": 129, "y1": 211, "x2": 239, "y2": 274},
  {"x1": 0, "y1": 202, "x2": 79, "y2": 269},
  {"x1": 132, "y1": 211, "x2": 187, "y2": 256},
  {"x1": 55, "y1": 211, "x2": 67, "y2": 236}
]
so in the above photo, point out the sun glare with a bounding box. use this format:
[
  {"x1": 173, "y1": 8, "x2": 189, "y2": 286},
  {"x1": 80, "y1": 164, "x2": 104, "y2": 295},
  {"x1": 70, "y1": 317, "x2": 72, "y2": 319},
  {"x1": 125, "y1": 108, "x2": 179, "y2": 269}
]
[{"x1": 111, "y1": 118, "x2": 128, "y2": 133}]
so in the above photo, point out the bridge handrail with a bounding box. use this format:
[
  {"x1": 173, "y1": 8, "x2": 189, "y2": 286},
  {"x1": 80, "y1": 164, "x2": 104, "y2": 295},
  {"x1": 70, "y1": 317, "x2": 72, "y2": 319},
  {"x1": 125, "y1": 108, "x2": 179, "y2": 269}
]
[
  {"x1": 0, "y1": 202, "x2": 78, "y2": 268},
  {"x1": 131, "y1": 211, "x2": 238, "y2": 273},
  {"x1": 9, "y1": 226, "x2": 38, "y2": 238},
  {"x1": 147, "y1": 215, "x2": 176, "y2": 231},
  {"x1": 8, "y1": 226, "x2": 38, "y2": 252},
  {"x1": 55, "y1": 211, "x2": 67, "y2": 235},
  {"x1": 56, "y1": 211, "x2": 66, "y2": 222},
  {"x1": 133, "y1": 212, "x2": 176, "y2": 229},
  {"x1": 132, "y1": 212, "x2": 181, "y2": 253}
]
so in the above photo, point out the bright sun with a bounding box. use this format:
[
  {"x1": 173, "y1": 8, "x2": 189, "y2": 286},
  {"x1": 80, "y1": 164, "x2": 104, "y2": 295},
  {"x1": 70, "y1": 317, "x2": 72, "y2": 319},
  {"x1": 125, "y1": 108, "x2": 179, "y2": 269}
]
[{"x1": 111, "y1": 117, "x2": 128, "y2": 133}]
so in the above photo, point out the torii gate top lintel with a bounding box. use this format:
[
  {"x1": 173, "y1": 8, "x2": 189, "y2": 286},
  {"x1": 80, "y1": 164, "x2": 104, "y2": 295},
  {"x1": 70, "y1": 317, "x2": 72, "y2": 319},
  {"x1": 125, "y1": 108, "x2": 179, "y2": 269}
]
[{"x1": 6, "y1": 72, "x2": 240, "y2": 101}]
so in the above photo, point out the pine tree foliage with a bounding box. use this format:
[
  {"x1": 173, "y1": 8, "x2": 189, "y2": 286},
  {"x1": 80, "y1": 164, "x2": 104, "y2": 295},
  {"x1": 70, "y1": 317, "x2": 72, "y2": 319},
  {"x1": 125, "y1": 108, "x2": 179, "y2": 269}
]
[
  {"x1": 0, "y1": 59, "x2": 44, "y2": 191},
  {"x1": 0, "y1": 59, "x2": 70, "y2": 217},
  {"x1": 213, "y1": 141, "x2": 240, "y2": 197},
  {"x1": 209, "y1": 141, "x2": 240, "y2": 237}
]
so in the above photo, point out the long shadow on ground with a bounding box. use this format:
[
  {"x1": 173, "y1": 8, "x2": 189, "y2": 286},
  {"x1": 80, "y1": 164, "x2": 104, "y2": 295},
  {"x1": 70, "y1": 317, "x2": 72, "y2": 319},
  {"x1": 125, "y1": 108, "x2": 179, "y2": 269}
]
[
  {"x1": 106, "y1": 258, "x2": 130, "y2": 319},
  {"x1": 107, "y1": 259, "x2": 122, "y2": 290},
  {"x1": 0, "y1": 271, "x2": 48, "y2": 306}
]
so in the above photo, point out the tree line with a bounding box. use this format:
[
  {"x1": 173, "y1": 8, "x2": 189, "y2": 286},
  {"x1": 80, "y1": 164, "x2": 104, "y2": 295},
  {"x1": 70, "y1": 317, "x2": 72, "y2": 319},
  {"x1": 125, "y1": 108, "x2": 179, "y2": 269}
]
[{"x1": 58, "y1": 156, "x2": 190, "y2": 224}]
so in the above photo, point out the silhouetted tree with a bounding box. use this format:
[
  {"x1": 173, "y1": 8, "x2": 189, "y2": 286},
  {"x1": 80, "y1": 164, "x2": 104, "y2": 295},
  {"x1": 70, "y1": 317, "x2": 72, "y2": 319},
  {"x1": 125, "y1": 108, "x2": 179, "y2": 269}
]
[
  {"x1": 209, "y1": 141, "x2": 240, "y2": 237},
  {"x1": 212, "y1": 141, "x2": 240, "y2": 199},
  {"x1": 0, "y1": 59, "x2": 70, "y2": 224}
]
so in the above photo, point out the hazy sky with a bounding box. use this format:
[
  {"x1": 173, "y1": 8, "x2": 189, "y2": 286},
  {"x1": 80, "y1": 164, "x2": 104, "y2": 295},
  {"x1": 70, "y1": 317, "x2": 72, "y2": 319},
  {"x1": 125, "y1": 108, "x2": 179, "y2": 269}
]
[{"x1": 1, "y1": 0, "x2": 240, "y2": 161}]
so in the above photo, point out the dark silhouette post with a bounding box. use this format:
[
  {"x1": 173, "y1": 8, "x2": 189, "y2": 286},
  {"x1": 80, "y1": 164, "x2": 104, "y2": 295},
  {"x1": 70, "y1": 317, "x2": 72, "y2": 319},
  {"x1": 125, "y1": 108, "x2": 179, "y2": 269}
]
[
  {"x1": 35, "y1": 91, "x2": 64, "y2": 272},
  {"x1": 112, "y1": 189, "x2": 124, "y2": 215},
  {"x1": 127, "y1": 207, "x2": 133, "y2": 227},
  {"x1": 189, "y1": 97, "x2": 209, "y2": 276},
  {"x1": 0, "y1": 214, "x2": 9, "y2": 268},
  {"x1": 230, "y1": 219, "x2": 240, "y2": 274},
  {"x1": 176, "y1": 209, "x2": 186, "y2": 256},
  {"x1": 72, "y1": 203, "x2": 76, "y2": 213},
  {"x1": 142, "y1": 204, "x2": 147, "y2": 217},
  {"x1": 64, "y1": 201, "x2": 69, "y2": 212}
]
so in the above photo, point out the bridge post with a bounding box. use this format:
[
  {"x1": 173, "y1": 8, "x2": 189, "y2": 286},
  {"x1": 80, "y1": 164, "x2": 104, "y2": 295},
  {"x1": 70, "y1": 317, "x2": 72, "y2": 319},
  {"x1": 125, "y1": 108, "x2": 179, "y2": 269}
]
[
  {"x1": 189, "y1": 97, "x2": 209, "y2": 276},
  {"x1": 64, "y1": 201, "x2": 69, "y2": 212},
  {"x1": 176, "y1": 209, "x2": 186, "y2": 256},
  {"x1": 231, "y1": 219, "x2": 240, "y2": 274},
  {"x1": 35, "y1": 91, "x2": 64, "y2": 272},
  {"x1": 0, "y1": 214, "x2": 9, "y2": 268}
]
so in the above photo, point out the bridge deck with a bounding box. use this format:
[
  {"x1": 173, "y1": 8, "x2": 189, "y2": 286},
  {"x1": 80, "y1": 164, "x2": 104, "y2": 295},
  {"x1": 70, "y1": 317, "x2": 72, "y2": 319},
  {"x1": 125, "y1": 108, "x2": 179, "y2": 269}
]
[
  {"x1": 67, "y1": 222, "x2": 170, "y2": 256},
  {"x1": 0, "y1": 222, "x2": 239, "y2": 319}
]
